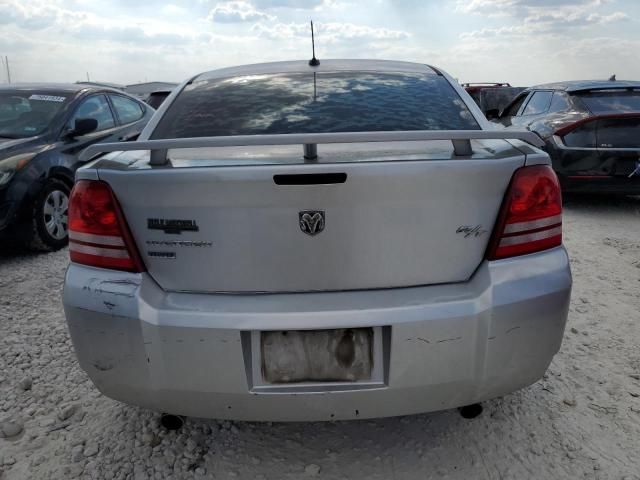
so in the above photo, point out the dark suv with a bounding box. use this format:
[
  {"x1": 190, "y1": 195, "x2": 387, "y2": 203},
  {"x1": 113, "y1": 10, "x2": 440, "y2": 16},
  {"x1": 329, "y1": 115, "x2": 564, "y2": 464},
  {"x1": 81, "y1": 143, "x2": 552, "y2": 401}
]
[
  {"x1": 495, "y1": 80, "x2": 640, "y2": 194},
  {"x1": 0, "y1": 84, "x2": 154, "y2": 250}
]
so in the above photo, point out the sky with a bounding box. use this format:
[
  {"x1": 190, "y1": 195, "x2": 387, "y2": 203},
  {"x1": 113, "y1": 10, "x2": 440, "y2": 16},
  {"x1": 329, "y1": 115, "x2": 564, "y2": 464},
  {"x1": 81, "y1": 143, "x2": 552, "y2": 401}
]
[{"x1": 1, "y1": 0, "x2": 639, "y2": 87}]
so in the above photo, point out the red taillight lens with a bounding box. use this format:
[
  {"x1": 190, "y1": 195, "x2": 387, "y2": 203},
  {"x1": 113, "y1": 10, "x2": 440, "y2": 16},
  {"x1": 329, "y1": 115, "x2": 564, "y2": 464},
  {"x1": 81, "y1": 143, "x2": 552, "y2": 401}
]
[
  {"x1": 487, "y1": 165, "x2": 562, "y2": 260},
  {"x1": 68, "y1": 180, "x2": 144, "y2": 272}
]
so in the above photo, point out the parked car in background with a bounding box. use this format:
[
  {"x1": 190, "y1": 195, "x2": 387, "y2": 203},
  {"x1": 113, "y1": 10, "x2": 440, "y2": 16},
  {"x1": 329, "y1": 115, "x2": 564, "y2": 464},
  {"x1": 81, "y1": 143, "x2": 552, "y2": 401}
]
[
  {"x1": 462, "y1": 83, "x2": 525, "y2": 117},
  {"x1": 76, "y1": 81, "x2": 125, "y2": 91},
  {"x1": 143, "y1": 89, "x2": 174, "y2": 109},
  {"x1": 495, "y1": 80, "x2": 640, "y2": 194},
  {"x1": 125, "y1": 81, "x2": 178, "y2": 109},
  {"x1": 462, "y1": 82, "x2": 511, "y2": 105},
  {"x1": 0, "y1": 84, "x2": 154, "y2": 250},
  {"x1": 63, "y1": 60, "x2": 571, "y2": 422}
]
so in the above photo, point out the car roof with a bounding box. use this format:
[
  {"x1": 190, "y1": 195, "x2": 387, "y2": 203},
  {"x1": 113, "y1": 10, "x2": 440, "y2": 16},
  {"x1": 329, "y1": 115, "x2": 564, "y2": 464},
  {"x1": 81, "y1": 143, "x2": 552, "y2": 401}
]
[
  {"x1": 462, "y1": 83, "x2": 511, "y2": 87},
  {"x1": 0, "y1": 83, "x2": 129, "y2": 95},
  {"x1": 530, "y1": 80, "x2": 640, "y2": 93},
  {"x1": 196, "y1": 59, "x2": 440, "y2": 82}
]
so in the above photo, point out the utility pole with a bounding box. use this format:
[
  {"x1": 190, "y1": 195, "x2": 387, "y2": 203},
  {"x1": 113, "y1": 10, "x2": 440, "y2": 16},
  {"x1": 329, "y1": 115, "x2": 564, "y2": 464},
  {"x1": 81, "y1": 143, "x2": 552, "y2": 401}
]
[
  {"x1": 86, "y1": 72, "x2": 90, "y2": 82},
  {"x1": 4, "y1": 56, "x2": 10, "y2": 84}
]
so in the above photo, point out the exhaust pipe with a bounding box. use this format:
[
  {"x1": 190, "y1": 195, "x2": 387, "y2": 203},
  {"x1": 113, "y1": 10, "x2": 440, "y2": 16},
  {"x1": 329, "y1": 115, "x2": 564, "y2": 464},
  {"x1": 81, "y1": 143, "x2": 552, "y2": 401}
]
[
  {"x1": 459, "y1": 403, "x2": 483, "y2": 419},
  {"x1": 160, "y1": 413, "x2": 185, "y2": 431}
]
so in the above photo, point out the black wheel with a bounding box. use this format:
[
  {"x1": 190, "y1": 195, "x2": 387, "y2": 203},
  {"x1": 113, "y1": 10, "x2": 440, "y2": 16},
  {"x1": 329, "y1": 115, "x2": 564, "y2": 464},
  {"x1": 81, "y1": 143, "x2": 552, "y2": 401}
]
[{"x1": 30, "y1": 178, "x2": 71, "y2": 251}]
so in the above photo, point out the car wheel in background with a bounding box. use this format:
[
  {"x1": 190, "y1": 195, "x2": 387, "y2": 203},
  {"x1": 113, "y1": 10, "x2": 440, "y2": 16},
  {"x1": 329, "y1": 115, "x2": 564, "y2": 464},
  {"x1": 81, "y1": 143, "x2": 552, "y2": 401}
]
[{"x1": 30, "y1": 178, "x2": 71, "y2": 251}]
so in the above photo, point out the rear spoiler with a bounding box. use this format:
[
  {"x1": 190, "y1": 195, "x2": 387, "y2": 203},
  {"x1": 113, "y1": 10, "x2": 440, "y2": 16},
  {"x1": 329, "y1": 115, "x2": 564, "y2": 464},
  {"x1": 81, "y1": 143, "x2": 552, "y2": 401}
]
[
  {"x1": 554, "y1": 112, "x2": 640, "y2": 136},
  {"x1": 80, "y1": 130, "x2": 545, "y2": 166}
]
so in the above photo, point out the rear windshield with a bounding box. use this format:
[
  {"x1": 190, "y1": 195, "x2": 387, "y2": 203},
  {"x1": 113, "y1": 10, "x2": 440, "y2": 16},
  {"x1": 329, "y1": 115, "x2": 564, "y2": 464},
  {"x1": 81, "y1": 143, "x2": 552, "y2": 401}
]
[
  {"x1": 577, "y1": 90, "x2": 640, "y2": 114},
  {"x1": 151, "y1": 71, "x2": 479, "y2": 139},
  {"x1": 0, "y1": 90, "x2": 71, "y2": 138}
]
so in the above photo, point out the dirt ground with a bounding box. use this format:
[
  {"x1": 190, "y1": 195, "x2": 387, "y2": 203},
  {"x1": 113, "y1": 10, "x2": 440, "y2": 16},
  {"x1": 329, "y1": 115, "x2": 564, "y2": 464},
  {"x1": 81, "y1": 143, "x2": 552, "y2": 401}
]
[{"x1": 0, "y1": 195, "x2": 639, "y2": 480}]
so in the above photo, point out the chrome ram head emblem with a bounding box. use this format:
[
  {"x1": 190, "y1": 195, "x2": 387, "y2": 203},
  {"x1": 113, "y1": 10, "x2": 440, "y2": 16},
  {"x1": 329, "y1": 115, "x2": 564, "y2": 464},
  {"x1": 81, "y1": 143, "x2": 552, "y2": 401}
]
[{"x1": 299, "y1": 211, "x2": 325, "y2": 236}]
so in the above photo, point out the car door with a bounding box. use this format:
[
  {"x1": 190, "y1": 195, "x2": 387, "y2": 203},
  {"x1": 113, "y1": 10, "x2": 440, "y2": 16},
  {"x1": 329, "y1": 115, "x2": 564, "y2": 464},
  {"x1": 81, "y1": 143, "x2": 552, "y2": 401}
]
[
  {"x1": 106, "y1": 94, "x2": 148, "y2": 142},
  {"x1": 59, "y1": 93, "x2": 123, "y2": 165}
]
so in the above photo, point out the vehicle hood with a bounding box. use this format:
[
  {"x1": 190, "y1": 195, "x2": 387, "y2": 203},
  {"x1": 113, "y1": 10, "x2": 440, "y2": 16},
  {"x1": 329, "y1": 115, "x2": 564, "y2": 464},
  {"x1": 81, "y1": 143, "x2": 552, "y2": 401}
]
[{"x1": 0, "y1": 136, "x2": 45, "y2": 160}]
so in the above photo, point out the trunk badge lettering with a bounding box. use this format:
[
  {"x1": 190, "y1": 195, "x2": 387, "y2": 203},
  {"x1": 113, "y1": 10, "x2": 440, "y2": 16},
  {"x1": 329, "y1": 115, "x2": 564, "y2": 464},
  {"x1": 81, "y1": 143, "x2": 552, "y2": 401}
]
[
  {"x1": 456, "y1": 225, "x2": 487, "y2": 238},
  {"x1": 146, "y1": 240, "x2": 212, "y2": 248},
  {"x1": 147, "y1": 251, "x2": 176, "y2": 259},
  {"x1": 299, "y1": 211, "x2": 325, "y2": 236},
  {"x1": 147, "y1": 218, "x2": 199, "y2": 234}
]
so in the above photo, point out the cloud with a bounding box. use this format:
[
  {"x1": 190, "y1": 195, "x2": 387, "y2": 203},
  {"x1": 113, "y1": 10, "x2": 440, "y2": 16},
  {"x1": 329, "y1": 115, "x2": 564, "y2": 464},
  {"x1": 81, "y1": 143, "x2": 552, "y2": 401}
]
[
  {"x1": 462, "y1": 11, "x2": 628, "y2": 38},
  {"x1": 0, "y1": 1, "x2": 88, "y2": 30},
  {"x1": 0, "y1": 0, "x2": 200, "y2": 48},
  {"x1": 208, "y1": 1, "x2": 275, "y2": 22},
  {"x1": 457, "y1": 0, "x2": 628, "y2": 39},
  {"x1": 456, "y1": 0, "x2": 613, "y2": 15},
  {"x1": 252, "y1": 0, "x2": 327, "y2": 8},
  {"x1": 68, "y1": 23, "x2": 194, "y2": 46},
  {"x1": 2, "y1": 0, "x2": 639, "y2": 89},
  {"x1": 448, "y1": 0, "x2": 636, "y2": 85},
  {"x1": 252, "y1": 21, "x2": 409, "y2": 43}
]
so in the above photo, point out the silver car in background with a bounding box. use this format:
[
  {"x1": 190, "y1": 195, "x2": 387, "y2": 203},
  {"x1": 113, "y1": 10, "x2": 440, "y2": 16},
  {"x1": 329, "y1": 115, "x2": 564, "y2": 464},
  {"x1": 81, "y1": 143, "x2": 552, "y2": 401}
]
[{"x1": 62, "y1": 60, "x2": 571, "y2": 421}]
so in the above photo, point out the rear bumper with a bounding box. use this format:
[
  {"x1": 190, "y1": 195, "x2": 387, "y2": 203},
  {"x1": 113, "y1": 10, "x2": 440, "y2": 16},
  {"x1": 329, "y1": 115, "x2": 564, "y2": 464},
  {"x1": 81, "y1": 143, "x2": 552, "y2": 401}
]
[{"x1": 63, "y1": 248, "x2": 572, "y2": 421}]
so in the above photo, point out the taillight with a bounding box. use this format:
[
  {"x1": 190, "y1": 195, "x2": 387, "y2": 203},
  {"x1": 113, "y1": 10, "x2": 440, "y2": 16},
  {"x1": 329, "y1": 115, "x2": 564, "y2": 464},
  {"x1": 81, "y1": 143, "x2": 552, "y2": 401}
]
[
  {"x1": 68, "y1": 180, "x2": 144, "y2": 272},
  {"x1": 486, "y1": 165, "x2": 562, "y2": 260}
]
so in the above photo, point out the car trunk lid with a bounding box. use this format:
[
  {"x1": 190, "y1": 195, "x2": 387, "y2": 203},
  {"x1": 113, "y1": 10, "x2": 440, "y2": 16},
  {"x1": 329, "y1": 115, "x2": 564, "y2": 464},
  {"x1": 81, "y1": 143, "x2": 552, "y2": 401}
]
[{"x1": 97, "y1": 140, "x2": 526, "y2": 293}]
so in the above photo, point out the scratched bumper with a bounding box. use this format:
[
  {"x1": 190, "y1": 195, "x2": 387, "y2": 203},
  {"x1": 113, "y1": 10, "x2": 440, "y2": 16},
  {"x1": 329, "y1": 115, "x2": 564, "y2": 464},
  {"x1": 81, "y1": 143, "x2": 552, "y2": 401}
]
[{"x1": 62, "y1": 248, "x2": 571, "y2": 421}]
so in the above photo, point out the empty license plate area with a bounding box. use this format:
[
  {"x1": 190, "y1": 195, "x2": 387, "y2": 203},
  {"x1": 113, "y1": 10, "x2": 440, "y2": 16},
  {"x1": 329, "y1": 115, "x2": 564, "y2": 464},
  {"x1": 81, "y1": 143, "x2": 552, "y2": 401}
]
[{"x1": 250, "y1": 327, "x2": 385, "y2": 391}]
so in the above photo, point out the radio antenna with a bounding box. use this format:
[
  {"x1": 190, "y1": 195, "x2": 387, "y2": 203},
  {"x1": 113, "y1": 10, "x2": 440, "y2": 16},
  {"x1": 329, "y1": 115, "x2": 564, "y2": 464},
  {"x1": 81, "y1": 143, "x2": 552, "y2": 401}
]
[{"x1": 309, "y1": 21, "x2": 320, "y2": 67}]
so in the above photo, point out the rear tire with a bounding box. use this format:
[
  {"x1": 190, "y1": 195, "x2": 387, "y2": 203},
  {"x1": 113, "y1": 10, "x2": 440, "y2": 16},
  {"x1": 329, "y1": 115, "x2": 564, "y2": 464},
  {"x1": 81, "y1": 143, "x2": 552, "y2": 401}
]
[{"x1": 29, "y1": 178, "x2": 71, "y2": 251}]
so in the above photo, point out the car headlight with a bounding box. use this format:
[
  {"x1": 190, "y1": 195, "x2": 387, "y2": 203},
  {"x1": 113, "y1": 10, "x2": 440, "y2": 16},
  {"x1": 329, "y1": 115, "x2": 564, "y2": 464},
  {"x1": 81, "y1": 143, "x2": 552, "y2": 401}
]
[
  {"x1": 0, "y1": 153, "x2": 35, "y2": 187},
  {"x1": 0, "y1": 170, "x2": 14, "y2": 186}
]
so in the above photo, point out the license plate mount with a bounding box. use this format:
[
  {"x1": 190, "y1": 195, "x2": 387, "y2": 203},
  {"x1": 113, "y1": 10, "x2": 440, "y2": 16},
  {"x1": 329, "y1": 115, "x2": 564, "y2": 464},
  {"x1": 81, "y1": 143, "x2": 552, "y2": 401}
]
[{"x1": 249, "y1": 327, "x2": 385, "y2": 390}]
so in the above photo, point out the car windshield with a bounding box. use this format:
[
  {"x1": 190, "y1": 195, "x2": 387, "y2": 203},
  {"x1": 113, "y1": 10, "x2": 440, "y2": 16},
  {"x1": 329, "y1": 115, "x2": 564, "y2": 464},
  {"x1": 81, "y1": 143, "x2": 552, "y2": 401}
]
[
  {"x1": 0, "y1": 90, "x2": 71, "y2": 138},
  {"x1": 151, "y1": 71, "x2": 479, "y2": 139},
  {"x1": 577, "y1": 90, "x2": 640, "y2": 114}
]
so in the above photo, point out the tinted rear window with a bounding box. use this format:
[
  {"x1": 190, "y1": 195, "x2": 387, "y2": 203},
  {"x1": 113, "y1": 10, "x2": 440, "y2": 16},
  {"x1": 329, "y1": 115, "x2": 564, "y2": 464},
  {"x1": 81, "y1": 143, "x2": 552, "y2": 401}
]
[
  {"x1": 577, "y1": 90, "x2": 640, "y2": 113},
  {"x1": 151, "y1": 71, "x2": 479, "y2": 139}
]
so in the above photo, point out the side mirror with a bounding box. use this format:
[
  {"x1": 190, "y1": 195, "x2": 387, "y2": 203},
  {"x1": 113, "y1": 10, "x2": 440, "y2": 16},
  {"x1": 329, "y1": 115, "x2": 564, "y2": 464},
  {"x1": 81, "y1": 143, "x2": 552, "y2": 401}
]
[
  {"x1": 485, "y1": 109, "x2": 500, "y2": 120},
  {"x1": 66, "y1": 118, "x2": 98, "y2": 139}
]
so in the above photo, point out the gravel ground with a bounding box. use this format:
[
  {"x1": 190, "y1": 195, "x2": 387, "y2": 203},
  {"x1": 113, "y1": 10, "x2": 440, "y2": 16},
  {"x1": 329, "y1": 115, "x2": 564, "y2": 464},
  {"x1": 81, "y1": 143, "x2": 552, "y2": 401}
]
[{"x1": 1, "y1": 195, "x2": 639, "y2": 480}]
